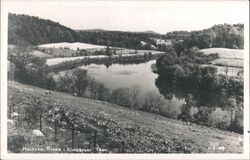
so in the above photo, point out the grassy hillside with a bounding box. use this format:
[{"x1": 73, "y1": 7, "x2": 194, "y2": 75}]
[{"x1": 8, "y1": 82, "x2": 243, "y2": 153}]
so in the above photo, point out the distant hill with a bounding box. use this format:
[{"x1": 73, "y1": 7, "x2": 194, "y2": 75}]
[
  {"x1": 76, "y1": 29, "x2": 106, "y2": 33},
  {"x1": 8, "y1": 13, "x2": 244, "y2": 50},
  {"x1": 8, "y1": 13, "x2": 82, "y2": 45},
  {"x1": 78, "y1": 30, "x2": 162, "y2": 49}
]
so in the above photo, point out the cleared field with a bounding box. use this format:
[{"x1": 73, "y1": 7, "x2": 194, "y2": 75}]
[
  {"x1": 31, "y1": 50, "x2": 53, "y2": 58},
  {"x1": 212, "y1": 59, "x2": 243, "y2": 68},
  {"x1": 46, "y1": 55, "x2": 106, "y2": 66},
  {"x1": 199, "y1": 48, "x2": 243, "y2": 77},
  {"x1": 39, "y1": 42, "x2": 107, "y2": 51},
  {"x1": 199, "y1": 48, "x2": 243, "y2": 60},
  {"x1": 8, "y1": 81, "x2": 243, "y2": 153},
  {"x1": 8, "y1": 45, "x2": 52, "y2": 58},
  {"x1": 40, "y1": 47, "x2": 77, "y2": 57},
  {"x1": 39, "y1": 42, "x2": 165, "y2": 55}
]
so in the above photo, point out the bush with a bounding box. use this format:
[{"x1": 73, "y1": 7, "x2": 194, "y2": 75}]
[
  {"x1": 193, "y1": 106, "x2": 213, "y2": 126},
  {"x1": 178, "y1": 94, "x2": 195, "y2": 122}
]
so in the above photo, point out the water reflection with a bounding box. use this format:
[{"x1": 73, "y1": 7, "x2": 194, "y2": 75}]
[{"x1": 155, "y1": 75, "x2": 224, "y2": 108}]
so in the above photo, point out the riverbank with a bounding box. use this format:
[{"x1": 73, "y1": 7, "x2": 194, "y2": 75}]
[{"x1": 48, "y1": 51, "x2": 165, "y2": 72}]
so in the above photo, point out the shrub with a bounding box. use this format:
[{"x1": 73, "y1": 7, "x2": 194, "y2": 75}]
[{"x1": 178, "y1": 94, "x2": 195, "y2": 122}]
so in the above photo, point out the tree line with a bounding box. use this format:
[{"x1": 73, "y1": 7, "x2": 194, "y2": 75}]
[{"x1": 165, "y1": 24, "x2": 244, "y2": 49}]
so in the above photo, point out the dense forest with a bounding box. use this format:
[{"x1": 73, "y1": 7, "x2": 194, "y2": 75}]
[
  {"x1": 165, "y1": 24, "x2": 244, "y2": 49},
  {"x1": 8, "y1": 13, "x2": 244, "y2": 50},
  {"x1": 8, "y1": 13, "x2": 82, "y2": 45},
  {"x1": 78, "y1": 30, "x2": 161, "y2": 49}
]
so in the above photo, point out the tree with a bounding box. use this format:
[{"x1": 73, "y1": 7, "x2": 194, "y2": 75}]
[
  {"x1": 8, "y1": 46, "x2": 49, "y2": 87},
  {"x1": 44, "y1": 73, "x2": 56, "y2": 90},
  {"x1": 156, "y1": 49, "x2": 180, "y2": 77},
  {"x1": 46, "y1": 105, "x2": 64, "y2": 142},
  {"x1": 142, "y1": 91, "x2": 165, "y2": 113},
  {"x1": 198, "y1": 66, "x2": 218, "y2": 89},
  {"x1": 57, "y1": 72, "x2": 73, "y2": 92},
  {"x1": 178, "y1": 94, "x2": 195, "y2": 122},
  {"x1": 62, "y1": 110, "x2": 81, "y2": 149},
  {"x1": 222, "y1": 96, "x2": 237, "y2": 124},
  {"x1": 129, "y1": 85, "x2": 142, "y2": 109},
  {"x1": 22, "y1": 95, "x2": 52, "y2": 131},
  {"x1": 8, "y1": 46, "x2": 32, "y2": 83},
  {"x1": 26, "y1": 57, "x2": 49, "y2": 87},
  {"x1": 70, "y1": 68, "x2": 90, "y2": 97},
  {"x1": 88, "y1": 78, "x2": 99, "y2": 99},
  {"x1": 110, "y1": 88, "x2": 131, "y2": 107},
  {"x1": 193, "y1": 106, "x2": 213, "y2": 126},
  {"x1": 96, "y1": 82, "x2": 110, "y2": 101},
  {"x1": 106, "y1": 45, "x2": 112, "y2": 56},
  {"x1": 228, "y1": 102, "x2": 243, "y2": 134}
]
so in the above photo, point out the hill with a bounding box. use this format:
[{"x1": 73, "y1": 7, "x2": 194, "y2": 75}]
[
  {"x1": 8, "y1": 13, "x2": 244, "y2": 51},
  {"x1": 8, "y1": 81, "x2": 243, "y2": 153},
  {"x1": 78, "y1": 30, "x2": 161, "y2": 50},
  {"x1": 8, "y1": 13, "x2": 82, "y2": 45}
]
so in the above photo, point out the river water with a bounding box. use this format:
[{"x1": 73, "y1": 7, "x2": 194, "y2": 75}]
[{"x1": 78, "y1": 60, "x2": 229, "y2": 120}]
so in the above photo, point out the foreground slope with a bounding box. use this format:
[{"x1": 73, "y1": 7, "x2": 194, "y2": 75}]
[{"x1": 8, "y1": 82, "x2": 243, "y2": 153}]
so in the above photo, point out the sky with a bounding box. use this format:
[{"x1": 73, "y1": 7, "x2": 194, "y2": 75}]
[{"x1": 4, "y1": 0, "x2": 249, "y2": 34}]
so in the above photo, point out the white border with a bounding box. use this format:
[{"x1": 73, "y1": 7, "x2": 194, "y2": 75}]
[{"x1": 1, "y1": 1, "x2": 249, "y2": 160}]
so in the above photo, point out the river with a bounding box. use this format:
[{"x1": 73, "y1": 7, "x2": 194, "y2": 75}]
[{"x1": 77, "y1": 60, "x2": 229, "y2": 120}]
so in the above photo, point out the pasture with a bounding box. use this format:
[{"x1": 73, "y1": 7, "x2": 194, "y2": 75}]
[
  {"x1": 199, "y1": 48, "x2": 244, "y2": 77},
  {"x1": 199, "y1": 48, "x2": 243, "y2": 59},
  {"x1": 39, "y1": 42, "x2": 107, "y2": 51}
]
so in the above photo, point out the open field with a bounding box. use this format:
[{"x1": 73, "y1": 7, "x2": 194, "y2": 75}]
[
  {"x1": 8, "y1": 45, "x2": 53, "y2": 58},
  {"x1": 199, "y1": 48, "x2": 243, "y2": 60},
  {"x1": 31, "y1": 50, "x2": 53, "y2": 58},
  {"x1": 39, "y1": 42, "x2": 107, "y2": 51},
  {"x1": 212, "y1": 59, "x2": 243, "y2": 68},
  {"x1": 39, "y1": 47, "x2": 77, "y2": 57},
  {"x1": 8, "y1": 81, "x2": 243, "y2": 153},
  {"x1": 199, "y1": 48, "x2": 243, "y2": 77}
]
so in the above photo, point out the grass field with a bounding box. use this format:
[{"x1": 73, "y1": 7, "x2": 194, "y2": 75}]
[
  {"x1": 212, "y1": 59, "x2": 243, "y2": 68},
  {"x1": 39, "y1": 42, "x2": 107, "y2": 51},
  {"x1": 8, "y1": 45, "x2": 53, "y2": 58},
  {"x1": 31, "y1": 50, "x2": 53, "y2": 58},
  {"x1": 8, "y1": 81, "x2": 243, "y2": 153},
  {"x1": 199, "y1": 48, "x2": 243, "y2": 60},
  {"x1": 199, "y1": 48, "x2": 243, "y2": 77}
]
